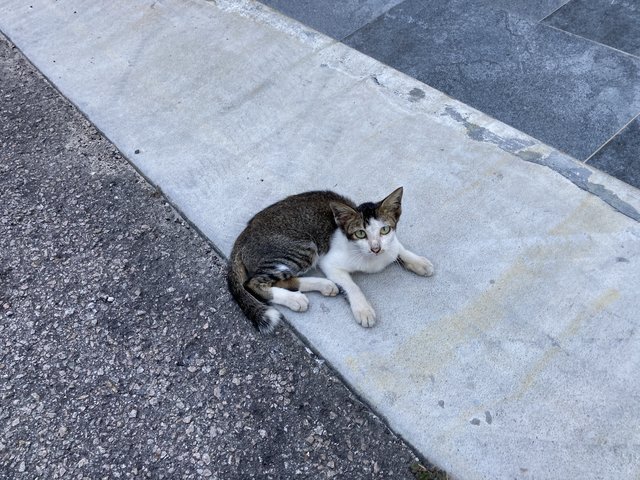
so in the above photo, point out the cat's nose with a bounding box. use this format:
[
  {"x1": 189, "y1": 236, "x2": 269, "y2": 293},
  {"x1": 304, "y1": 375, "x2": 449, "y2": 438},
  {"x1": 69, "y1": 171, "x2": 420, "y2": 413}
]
[{"x1": 370, "y1": 245, "x2": 381, "y2": 254}]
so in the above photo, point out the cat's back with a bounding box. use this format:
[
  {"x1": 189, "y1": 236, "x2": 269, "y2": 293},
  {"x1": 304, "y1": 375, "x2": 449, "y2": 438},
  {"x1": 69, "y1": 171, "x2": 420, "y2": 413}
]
[
  {"x1": 241, "y1": 190, "x2": 353, "y2": 252},
  {"x1": 255, "y1": 190, "x2": 350, "y2": 220}
]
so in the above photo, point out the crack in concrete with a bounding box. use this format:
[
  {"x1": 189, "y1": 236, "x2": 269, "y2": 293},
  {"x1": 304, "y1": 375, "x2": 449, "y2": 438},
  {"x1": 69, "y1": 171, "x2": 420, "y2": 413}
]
[{"x1": 444, "y1": 106, "x2": 640, "y2": 223}]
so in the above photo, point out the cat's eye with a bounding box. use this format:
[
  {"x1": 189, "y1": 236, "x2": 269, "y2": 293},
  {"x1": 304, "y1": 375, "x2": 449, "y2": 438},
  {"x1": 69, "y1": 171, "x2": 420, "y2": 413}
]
[
  {"x1": 354, "y1": 230, "x2": 367, "y2": 239},
  {"x1": 380, "y1": 226, "x2": 391, "y2": 235}
]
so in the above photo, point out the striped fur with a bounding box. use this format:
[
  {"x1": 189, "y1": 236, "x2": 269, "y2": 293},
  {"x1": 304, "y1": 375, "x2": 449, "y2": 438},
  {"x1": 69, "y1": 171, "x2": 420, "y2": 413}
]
[{"x1": 227, "y1": 191, "x2": 352, "y2": 332}]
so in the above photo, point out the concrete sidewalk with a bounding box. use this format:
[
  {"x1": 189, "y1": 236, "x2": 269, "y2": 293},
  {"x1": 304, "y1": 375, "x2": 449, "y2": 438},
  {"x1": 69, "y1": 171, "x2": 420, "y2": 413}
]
[{"x1": 1, "y1": 0, "x2": 639, "y2": 478}]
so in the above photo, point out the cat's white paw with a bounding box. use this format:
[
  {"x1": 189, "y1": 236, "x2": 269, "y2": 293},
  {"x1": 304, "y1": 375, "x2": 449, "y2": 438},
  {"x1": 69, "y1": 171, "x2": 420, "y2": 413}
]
[
  {"x1": 406, "y1": 256, "x2": 435, "y2": 277},
  {"x1": 283, "y1": 292, "x2": 309, "y2": 312},
  {"x1": 352, "y1": 301, "x2": 376, "y2": 328},
  {"x1": 319, "y1": 280, "x2": 339, "y2": 297}
]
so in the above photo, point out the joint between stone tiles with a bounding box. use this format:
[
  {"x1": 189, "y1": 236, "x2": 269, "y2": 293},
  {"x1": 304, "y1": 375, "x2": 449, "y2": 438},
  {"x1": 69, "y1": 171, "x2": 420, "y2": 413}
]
[
  {"x1": 584, "y1": 112, "x2": 640, "y2": 165},
  {"x1": 540, "y1": 23, "x2": 640, "y2": 61},
  {"x1": 339, "y1": 0, "x2": 411, "y2": 43},
  {"x1": 537, "y1": 0, "x2": 572, "y2": 24}
]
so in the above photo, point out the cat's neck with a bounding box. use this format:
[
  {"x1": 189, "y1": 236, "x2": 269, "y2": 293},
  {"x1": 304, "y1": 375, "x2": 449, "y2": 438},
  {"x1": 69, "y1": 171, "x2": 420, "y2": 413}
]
[{"x1": 321, "y1": 229, "x2": 400, "y2": 274}]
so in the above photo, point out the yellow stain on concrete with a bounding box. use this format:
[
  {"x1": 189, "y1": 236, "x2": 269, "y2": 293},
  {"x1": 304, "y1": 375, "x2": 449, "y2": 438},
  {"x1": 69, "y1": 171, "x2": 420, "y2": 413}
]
[
  {"x1": 509, "y1": 288, "x2": 620, "y2": 401},
  {"x1": 432, "y1": 288, "x2": 621, "y2": 446},
  {"x1": 344, "y1": 355, "x2": 359, "y2": 373},
  {"x1": 346, "y1": 234, "x2": 609, "y2": 405},
  {"x1": 352, "y1": 243, "x2": 556, "y2": 395},
  {"x1": 550, "y1": 195, "x2": 624, "y2": 236}
]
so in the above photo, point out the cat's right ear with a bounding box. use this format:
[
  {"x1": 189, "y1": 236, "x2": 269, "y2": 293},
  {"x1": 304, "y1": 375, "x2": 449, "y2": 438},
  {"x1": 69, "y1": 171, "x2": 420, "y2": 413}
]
[
  {"x1": 330, "y1": 202, "x2": 359, "y2": 228},
  {"x1": 379, "y1": 186, "x2": 403, "y2": 223}
]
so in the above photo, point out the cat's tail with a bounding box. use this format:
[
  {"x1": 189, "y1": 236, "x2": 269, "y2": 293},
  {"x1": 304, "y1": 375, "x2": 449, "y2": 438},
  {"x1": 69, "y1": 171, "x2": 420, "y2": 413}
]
[{"x1": 227, "y1": 249, "x2": 284, "y2": 333}]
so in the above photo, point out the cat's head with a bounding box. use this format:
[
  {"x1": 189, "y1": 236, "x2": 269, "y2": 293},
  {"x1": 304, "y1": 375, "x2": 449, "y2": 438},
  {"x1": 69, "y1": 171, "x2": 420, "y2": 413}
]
[{"x1": 330, "y1": 187, "x2": 403, "y2": 256}]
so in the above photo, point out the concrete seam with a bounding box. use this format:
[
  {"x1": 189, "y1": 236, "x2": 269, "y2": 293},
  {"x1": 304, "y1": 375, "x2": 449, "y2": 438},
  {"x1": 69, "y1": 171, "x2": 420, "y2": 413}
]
[
  {"x1": 520, "y1": 153, "x2": 640, "y2": 223},
  {"x1": 443, "y1": 106, "x2": 640, "y2": 223}
]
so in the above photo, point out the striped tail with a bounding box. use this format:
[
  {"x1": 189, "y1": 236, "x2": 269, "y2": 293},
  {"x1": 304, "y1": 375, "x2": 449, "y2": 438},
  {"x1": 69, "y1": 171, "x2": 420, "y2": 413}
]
[{"x1": 227, "y1": 249, "x2": 283, "y2": 333}]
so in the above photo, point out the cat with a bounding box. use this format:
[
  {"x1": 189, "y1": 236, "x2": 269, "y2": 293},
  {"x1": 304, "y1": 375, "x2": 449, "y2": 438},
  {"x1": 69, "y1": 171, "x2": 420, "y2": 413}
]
[{"x1": 227, "y1": 187, "x2": 434, "y2": 332}]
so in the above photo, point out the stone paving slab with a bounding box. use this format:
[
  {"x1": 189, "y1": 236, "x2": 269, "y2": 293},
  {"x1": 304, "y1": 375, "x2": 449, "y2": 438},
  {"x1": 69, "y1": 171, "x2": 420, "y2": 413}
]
[
  {"x1": 259, "y1": 0, "x2": 640, "y2": 196},
  {"x1": 2, "y1": 1, "x2": 640, "y2": 479}
]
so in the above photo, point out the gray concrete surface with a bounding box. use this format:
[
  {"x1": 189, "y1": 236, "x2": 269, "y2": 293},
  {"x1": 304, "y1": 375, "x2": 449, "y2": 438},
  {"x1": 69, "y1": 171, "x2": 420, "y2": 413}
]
[
  {"x1": 2, "y1": 0, "x2": 640, "y2": 479},
  {"x1": 0, "y1": 34, "x2": 425, "y2": 479}
]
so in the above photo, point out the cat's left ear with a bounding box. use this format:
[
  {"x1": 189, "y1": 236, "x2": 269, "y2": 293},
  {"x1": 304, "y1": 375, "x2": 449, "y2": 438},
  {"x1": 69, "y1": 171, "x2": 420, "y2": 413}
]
[{"x1": 379, "y1": 187, "x2": 403, "y2": 224}]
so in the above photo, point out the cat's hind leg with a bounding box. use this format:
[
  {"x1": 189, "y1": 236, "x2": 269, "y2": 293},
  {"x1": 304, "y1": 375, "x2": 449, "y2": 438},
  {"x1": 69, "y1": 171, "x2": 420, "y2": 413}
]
[
  {"x1": 270, "y1": 287, "x2": 309, "y2": 312},
  {"x1": 275, "y1": 277, "x2": 339, "y2": 297},
  {"x1": 246, "y1": 275, "x2": 310, "y2": 313},
  {"x1": 298, "y1": 277, "x2": 339, "y2": 296},
  {"x1": 252, "y1": 275, "x2": 339, "y2": 311},
  {"x1": 244, "y1": 239, "x2": 325, "y2": 312}
]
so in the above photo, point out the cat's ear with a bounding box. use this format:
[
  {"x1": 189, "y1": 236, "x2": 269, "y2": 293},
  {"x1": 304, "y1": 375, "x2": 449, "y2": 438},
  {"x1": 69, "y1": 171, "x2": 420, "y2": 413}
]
[
  {"x1": 379, "y1": 187, "x2": 403, "y2": 223},
  {"x1": 330, "y1": 202, "x2": 360, "y2": 228}
]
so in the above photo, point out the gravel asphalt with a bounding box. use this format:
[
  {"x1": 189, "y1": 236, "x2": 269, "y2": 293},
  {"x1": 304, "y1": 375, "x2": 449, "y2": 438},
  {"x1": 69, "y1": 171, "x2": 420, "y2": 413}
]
[{"x1": 0, "y1": 33, "x2": 430, "y2": 479}]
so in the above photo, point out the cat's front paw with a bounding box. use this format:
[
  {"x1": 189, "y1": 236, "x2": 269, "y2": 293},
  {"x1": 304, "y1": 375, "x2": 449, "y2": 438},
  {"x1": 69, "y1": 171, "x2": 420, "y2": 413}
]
[
  {"x1": 406, "y1": 256, "x2": 434, "y2": 277},
  {"x1": 320, "y1": 280, "x2": 339, "y2": 297},
  {"x1": 352, "y1": 301, "x2": 376, "y2": 328}
]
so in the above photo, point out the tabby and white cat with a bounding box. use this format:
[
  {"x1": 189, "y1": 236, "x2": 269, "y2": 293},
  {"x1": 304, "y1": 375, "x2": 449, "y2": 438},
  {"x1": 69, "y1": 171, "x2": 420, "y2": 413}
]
[{"x1": 227, "y1": 187, "x2": 434, "y2": 332}]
